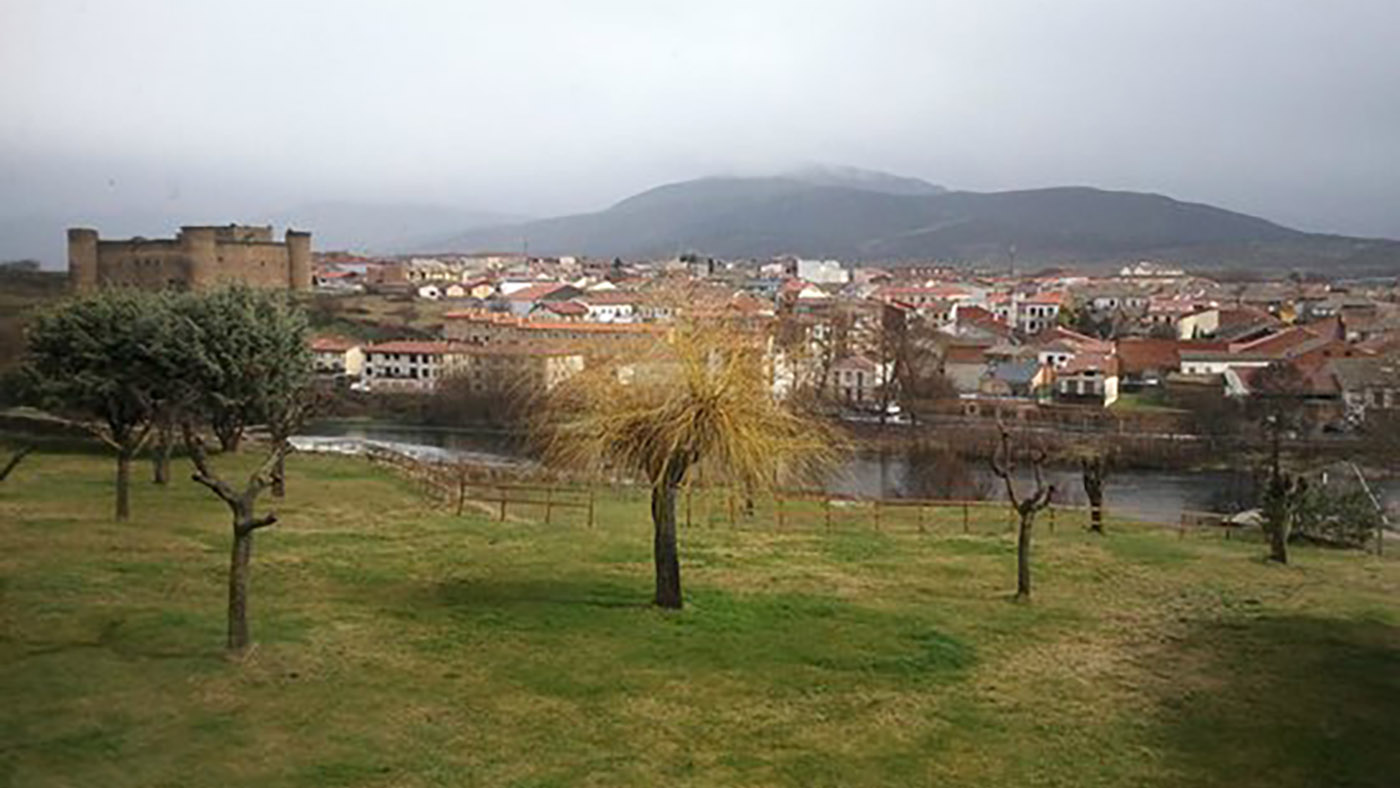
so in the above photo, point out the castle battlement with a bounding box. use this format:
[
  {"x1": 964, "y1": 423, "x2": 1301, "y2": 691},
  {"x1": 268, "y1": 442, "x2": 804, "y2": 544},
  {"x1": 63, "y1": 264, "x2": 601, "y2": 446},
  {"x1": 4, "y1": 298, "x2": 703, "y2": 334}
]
[{"x1": 68, "y1": 224, "x2": 311, "y2": 293}]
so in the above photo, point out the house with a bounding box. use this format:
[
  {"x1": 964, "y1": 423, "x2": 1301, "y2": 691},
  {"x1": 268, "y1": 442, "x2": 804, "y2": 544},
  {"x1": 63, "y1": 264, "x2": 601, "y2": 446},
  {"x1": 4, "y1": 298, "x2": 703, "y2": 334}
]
[
  {"x1": 447, "y1": 343, "x2": 585, "y2": 395},
  {"x1": 942, "y1": 344, "x2": 991, "y2": 394},
  {"x1": 979, "y1": 360, "x2": 1050, "y2": 400},
  {"x1": 829, "y1": 355, "x2": 893, "y2": 407},
  {"x1": 532, "y1": 301, "x2": 589, "y2": 321},
  {"x1": 313, "y1": 269, "x2": 364, "y2": 292},
  {"x1": 1114, "y1": 338, "x2": 1184, "y2": 390},
  {"x1": 792, "y1": 258, "x2": 849, "y2": 285},
  {"x1": 1030, "y1": 327, "x2": 1110, "y2": 369},
  {"x1": 1328, "y1": 357, "x2": 1400, "y2": 422},
  {"x1": 361, "y1": 340, "x2": 585, "y2": 394},
  {"x1": 497, "y1": 282, "x2": 585, "y2": 316},
  {"x1": 1053, "y1": 352, "x2": 1120, "y2": 406},
  {"x1": 361, "y1": 341, "x2": 457, "y2": 392},
  {"x1": 310, "y1": 336, "x2": 365, "y2": 378},
  {"x1": 1014, "y1": 292, "x2": 1065, "y2": 334},
  {"x1": 575, "y1": 290, "x2": 639, "y2": 323}
]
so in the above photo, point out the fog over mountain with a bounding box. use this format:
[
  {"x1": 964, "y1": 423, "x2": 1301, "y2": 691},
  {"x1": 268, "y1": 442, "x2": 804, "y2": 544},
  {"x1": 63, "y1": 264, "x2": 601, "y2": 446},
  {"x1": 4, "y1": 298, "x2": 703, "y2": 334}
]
[
  {"x1": 429, "y1": 168, "x2": 1400, "y2": 271},
  {"x1": 3, "y1": 2, "x2": 1400, "y2": 269}
]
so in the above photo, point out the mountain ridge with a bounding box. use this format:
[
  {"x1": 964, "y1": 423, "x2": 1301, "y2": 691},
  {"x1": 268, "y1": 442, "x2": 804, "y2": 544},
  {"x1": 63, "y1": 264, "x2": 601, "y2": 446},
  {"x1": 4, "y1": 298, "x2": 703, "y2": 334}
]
[{"x1": 427, "y1": 171, "x2": 1400, "y2": 271}]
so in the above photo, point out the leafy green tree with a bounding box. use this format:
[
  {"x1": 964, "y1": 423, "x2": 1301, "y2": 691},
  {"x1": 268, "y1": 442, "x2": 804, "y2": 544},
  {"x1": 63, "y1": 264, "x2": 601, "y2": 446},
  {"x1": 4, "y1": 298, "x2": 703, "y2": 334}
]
[
  {"x1": 176, "y1": 287, "x2": 311, "y2": 453},
  {"x1": 22, "y1": 289, "x2": 187, "y2": 520},
  {"x1": 175, "y1": 286, "x2": 312, "y2": 651}
]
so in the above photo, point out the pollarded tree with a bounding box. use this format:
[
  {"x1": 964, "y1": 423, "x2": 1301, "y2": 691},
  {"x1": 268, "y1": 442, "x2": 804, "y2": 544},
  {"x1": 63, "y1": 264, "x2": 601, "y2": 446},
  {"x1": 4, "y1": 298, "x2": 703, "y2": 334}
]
[
  {"x1": 989, "y1": 420, "x2": 1055, "y2": 600},
  {"x1": 536, "y1": 321, "x2": 839, "y2": 609},
  {"x1": 22, "y1": 289, "x2": 187, "y2": 520},
  {"x1": 177, "y1": 287, "x2": 312, "y2": 651},
  {"x1": 182, "y1": 424, "x2": 289, "y2": 653},
  {"x1": 177, "y1": 286, "x2": 311, "y2": 453},
  {"x1": 1081, "y1": 453, "x2": 1107, "y2": 535}
]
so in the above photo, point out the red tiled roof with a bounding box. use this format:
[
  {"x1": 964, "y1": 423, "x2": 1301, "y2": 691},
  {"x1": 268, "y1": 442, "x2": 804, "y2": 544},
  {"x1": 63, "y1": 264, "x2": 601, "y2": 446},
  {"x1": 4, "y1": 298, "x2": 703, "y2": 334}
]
[
  {"x1": 541, "y1": 301, "x2": 588, "y2": 316},
  {"x1": 311, "y1": 336, "x2": 359, "y2": 352},
  {"x1": 1060, "y1": 352, "x2": 1119, "y2": 376},
  {"x1": 503, "y1": 282, "x2": 569, "y2": 301},
  {"x1": 577, "y1": 290, "x2": 640, "y2": 305},
  {"x1": 944, "y1": 345, "x2": 989, "y2": 365},
  {"x1": 363, "y1": 340, "x2": 459, "y2": 355},
  {"x1": 1113, "y1": 338, "x2": 1180, "y2": 375}
]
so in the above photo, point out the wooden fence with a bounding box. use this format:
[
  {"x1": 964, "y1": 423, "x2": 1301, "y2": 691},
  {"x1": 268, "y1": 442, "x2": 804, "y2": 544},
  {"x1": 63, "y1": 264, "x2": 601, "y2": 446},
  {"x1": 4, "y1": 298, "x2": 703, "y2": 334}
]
[{"x1": 362, "y1": 443, "x2": 1273, "y2": 542}]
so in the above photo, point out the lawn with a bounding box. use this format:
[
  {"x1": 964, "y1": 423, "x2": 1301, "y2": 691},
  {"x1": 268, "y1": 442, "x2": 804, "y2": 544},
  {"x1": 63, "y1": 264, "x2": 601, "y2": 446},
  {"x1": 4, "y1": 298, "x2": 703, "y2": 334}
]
[{"x1": 2, "y1": 447, "x2": 1397, "y2": 787}]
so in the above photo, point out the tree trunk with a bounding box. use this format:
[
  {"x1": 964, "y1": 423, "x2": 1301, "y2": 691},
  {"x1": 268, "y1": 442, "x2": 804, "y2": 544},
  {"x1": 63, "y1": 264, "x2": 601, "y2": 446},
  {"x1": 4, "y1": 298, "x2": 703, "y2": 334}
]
[
  {"x1": 216, "y1": 421, "x2": 242, "y2": 453},
  {"x1": 651, "y1": 482, "x2": 683, "y2": 609},
  {"x1": 1016, "y1": 510, "x2": 1034, "y2": 599},
  {"x1": 271, "y1": 452, "x2": 286, "y2": 498},
  {"x1": 115, "y1": 448, "x2": 132, "y2": 521},
  {"x1": 228, "y1": 519, "x2": 254, "y2": 652},
  {"x1": 152, "y1": 425, "x2": 172, "y2": 485},
  {"x1": 1082, "y1": 458, "x2": 1105, "y2": 534},
  {"x1": 1267, "y1": 511, "x2": 1290, "y2": 564}
]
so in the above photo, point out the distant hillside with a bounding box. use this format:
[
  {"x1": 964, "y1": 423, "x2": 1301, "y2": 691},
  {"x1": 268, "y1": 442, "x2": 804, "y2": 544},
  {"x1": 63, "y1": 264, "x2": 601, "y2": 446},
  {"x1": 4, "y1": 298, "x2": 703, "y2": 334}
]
[{"x1": 432, "y1": 170, "x2": 1400, "y2": 272}]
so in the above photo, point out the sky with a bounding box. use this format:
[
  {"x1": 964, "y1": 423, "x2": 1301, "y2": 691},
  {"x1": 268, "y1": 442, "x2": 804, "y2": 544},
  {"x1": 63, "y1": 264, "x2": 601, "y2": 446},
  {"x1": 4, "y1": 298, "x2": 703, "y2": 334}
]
[{"x1": 2, "y1": 0, "x2": 1399, "y2": 263}]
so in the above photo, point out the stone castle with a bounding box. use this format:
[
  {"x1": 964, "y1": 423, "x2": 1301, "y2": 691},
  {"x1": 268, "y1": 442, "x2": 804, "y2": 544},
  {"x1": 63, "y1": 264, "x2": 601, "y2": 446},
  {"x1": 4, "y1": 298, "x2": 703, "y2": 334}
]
[{"x1": 67, "y1": 224, "x2": 311, "y2": 292}]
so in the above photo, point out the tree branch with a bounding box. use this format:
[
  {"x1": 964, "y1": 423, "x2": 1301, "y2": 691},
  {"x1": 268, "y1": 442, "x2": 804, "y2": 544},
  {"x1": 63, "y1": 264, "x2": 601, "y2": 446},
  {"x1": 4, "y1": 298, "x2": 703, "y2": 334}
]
[
  {"x1": 182, "y1": 423, "x2": 238, "y2": 504},
  {"x1": 0, "y1": 445, "x2": 34, "y2": 482},
  {"x1": 238, "y1": 513, "x2": 278, "y2": 534}
]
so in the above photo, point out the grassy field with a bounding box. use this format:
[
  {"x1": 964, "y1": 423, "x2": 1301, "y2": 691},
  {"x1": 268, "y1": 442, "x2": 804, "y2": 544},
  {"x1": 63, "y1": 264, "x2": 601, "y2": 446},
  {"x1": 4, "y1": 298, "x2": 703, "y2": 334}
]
[{"x1": 2, "y1": 447, "x2": 1397, "y2": 787}]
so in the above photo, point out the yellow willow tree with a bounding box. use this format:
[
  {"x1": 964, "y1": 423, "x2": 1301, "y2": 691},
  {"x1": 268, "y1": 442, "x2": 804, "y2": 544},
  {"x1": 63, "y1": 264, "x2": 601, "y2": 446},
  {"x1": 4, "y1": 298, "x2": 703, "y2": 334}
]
[{"x1": 534, "y1": 320, "x2": 840, "y2": 609}]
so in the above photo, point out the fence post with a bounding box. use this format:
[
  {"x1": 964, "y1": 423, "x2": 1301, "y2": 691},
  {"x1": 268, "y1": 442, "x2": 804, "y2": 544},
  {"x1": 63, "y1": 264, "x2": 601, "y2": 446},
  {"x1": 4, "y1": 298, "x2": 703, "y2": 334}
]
[
  {"x1": 545, "y1": 486, "x2": 554, "y2": 525},
  {"x1": 963, "y1": 501, "x2": 969, "y2": 533},
  {"x1": 498, "y1": 486, "x2": 507, "y2": 521},
  {"x1": 588, "y1": 487, "x2": 596, "y2": 529}
]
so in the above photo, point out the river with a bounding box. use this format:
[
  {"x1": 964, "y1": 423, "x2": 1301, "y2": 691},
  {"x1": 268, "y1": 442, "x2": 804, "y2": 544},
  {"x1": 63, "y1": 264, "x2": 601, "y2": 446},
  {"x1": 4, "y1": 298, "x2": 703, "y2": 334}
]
[{"x1": 295, "y1": 420, "x2": 1399, "y2": 526}]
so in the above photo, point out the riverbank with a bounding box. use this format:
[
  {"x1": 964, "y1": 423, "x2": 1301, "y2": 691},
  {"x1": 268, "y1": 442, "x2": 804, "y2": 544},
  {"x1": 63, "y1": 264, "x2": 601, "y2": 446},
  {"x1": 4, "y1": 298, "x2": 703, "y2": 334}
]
[{"x1": 3, "y1": 449, "x2": 1398, "y2": 787}]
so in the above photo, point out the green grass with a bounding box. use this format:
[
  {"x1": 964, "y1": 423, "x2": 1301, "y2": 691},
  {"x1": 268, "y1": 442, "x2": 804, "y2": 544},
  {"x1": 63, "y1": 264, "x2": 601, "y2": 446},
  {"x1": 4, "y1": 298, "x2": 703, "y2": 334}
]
[{"x1": 2, "y1": 449, "x2": 1397, "y2": 787}]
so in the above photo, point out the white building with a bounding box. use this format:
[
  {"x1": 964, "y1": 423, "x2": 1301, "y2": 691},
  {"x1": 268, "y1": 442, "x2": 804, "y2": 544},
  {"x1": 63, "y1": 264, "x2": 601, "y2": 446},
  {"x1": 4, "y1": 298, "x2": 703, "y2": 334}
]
[{"x1": 794, "y1": 259, "x2": 849, "y2": 285}]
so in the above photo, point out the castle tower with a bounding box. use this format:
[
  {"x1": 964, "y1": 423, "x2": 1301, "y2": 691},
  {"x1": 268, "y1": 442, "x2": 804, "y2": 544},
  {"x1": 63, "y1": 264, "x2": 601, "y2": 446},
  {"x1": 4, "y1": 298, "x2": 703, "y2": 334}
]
[
  {"x1": 179, "y1": 226, "x2": 218, "y2": 290},
  {"x1": 285, "y1": 229, "x2": 311, "y2": 290},
  {"x1": 67, "y1": 228, "x2": 99, "y2": 292}
]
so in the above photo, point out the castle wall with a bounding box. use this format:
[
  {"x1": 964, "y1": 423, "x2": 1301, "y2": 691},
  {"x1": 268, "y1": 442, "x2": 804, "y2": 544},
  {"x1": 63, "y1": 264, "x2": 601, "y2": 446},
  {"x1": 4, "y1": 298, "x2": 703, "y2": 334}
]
[
  {"x1": 68, "y1": 224, "x2": 311, "y2": 293},
  {"x1": 95, "y1": 240, "x2": 188, "y2": 289},
  {"x1": 210, "y1": 241, "x2": 294, "y2": 289}
]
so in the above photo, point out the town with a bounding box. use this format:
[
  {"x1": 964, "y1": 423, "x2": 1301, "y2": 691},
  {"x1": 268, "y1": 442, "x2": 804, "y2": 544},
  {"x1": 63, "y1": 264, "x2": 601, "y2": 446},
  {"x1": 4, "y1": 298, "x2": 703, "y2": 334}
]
[{"x1": 296, "y1": 246, "x2": 1399, "y2": 435}]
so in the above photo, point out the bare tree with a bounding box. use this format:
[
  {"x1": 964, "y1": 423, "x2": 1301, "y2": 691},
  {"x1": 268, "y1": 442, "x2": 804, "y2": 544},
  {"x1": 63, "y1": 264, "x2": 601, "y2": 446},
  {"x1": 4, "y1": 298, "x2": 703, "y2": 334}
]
[
  {"x1": 1081, "y1": 454, "x2": 1106, "y2": 534},
  {"x1": 989, "y1": 421, "x2": 1055, "y2": 600},
  {"x1": 183, "y1": 425, "x2": 287, "y2": 653}
]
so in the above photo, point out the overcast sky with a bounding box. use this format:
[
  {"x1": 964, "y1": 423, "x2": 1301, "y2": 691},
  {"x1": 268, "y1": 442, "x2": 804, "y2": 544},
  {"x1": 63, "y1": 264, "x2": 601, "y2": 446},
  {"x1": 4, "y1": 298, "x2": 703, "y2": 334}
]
[{"x1": 3, "y1": 0, "x2": 1399, "y2": 251}]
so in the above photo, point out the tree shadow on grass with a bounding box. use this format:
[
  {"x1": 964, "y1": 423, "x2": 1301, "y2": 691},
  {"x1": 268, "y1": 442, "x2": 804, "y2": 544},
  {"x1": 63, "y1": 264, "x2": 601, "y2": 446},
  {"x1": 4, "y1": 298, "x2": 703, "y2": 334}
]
[
  {"x1": 434, "y1": 576, "x2": 653, "y2": 611},
  {"x1": 419, "y1": 575, "x2": 976, "y2": 690},
  {"x1": 1149, "y1": 614, "x2": 1400, "y2": 788}
]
